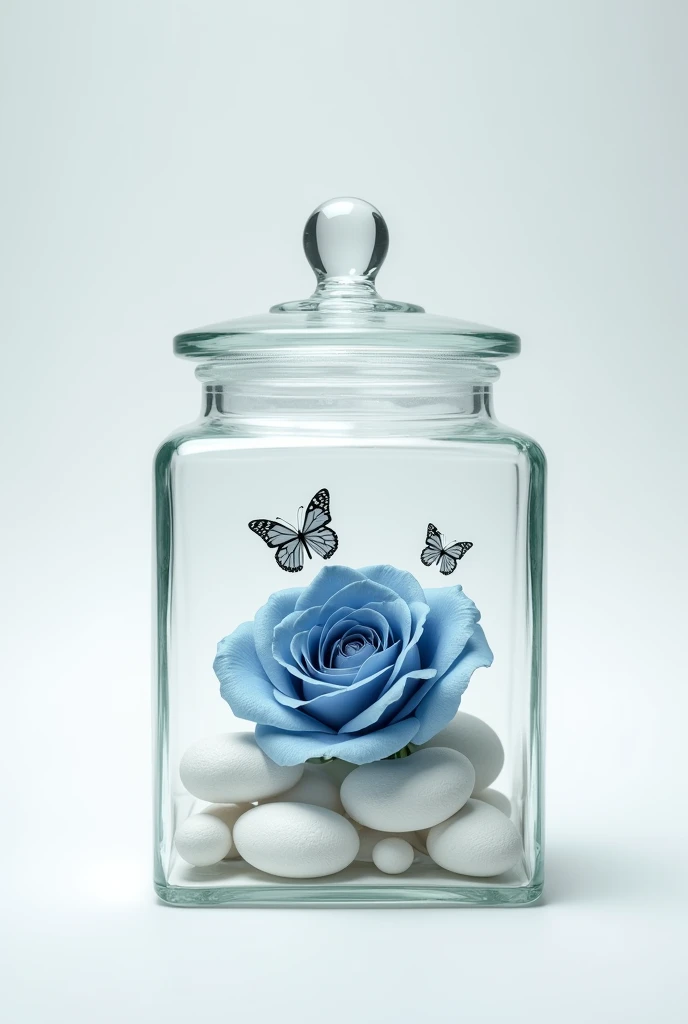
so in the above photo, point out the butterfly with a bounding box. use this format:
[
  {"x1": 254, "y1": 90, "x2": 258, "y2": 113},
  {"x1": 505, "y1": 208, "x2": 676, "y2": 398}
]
[
  {"x1": 248, "y1": 488, "x2": 339, "y2": 573},
  {"x1": 420, "y1": 522, "x2": 473, "y2": 576}
]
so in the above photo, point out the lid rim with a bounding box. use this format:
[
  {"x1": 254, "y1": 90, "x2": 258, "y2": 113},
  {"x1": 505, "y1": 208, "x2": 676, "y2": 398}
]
[{"x1": 174, "y1": 331, "x2": 521, "y2": 361}]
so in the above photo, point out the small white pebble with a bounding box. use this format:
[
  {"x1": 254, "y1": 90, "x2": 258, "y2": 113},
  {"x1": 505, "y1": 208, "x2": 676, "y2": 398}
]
[
  {"x1": 175, "y1": 813, "x2": 233, "y2": 866},
  {"x1": 372, "y1": 837, "x2": 415, "y2": 875},
  {"x1": 202, "y1": 803, "x2": 251, "y2": 859},
  {"x1": 355, "y1": 826, "x2": 422, "y2": 862}
]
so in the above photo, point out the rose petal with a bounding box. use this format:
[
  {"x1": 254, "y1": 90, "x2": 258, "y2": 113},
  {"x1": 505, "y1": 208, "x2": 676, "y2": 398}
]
[
  {"x1": 214, "y1": 624, "x2": 327, "y2": 733},
  {"x1": 276, "y1": 609, "x2": 382, "y2": 687},
  {"x1": 323, "y1": 599, "x2": 406, "y2": 652},
  {"x1": 320, "y1": 614, "x2": 364, "y2": 666},
  {"x1": 301, "y1": 650, "x2": 359, "y2": 685},
  {"x1": 418, "y1": 585, "x2": 481, "y2": 677},
  {"x1": 339, "y1": 607, "x2": 391, "y2": 647},
  {"x1": 313, "y1": 676, "x2": 364, "y2": 698},
  {"x1": 318, "y1": 580, "x2": 401, "y2": 622},
  {"x1": 383, "y1": 642, "x2": 421, "y2": 690},
  {"x1": 252, "y1": 587, "x2": 302, "y2": 697},
  {"x1": 351, "y1": 639, "x2": 403, "y2": 684},
  {"x1": 339, "y1": 668, "x2": 436, "y2": 733},
  {"x1": 272, "y1": 646, "x2": 401, "y2": 729},
  {"x1": 272, "y1": 652, "x2": 399, "y2": 707},
  {"x1": 302, "y1": 677, "x2": 347, "y2": 698},
  {"x1": 398, "y1": 625, "x2": 494, "y2": 744},
  {"x1": 254, "y1": 718, "x2": 421, "y2": 766},
  {"x1": 377, "y1": 601, "x2": 429, "y2": 697},
  {"x1": 276, "y1": 633, "x2": 360, "y2": 688},
  {"x1": 306, "y1": 623, "x2": 323, "y2": 666},
  {"x1": 273, "y1": 605, "x2": 323, "y2": 669},
  {"x1": 360, "y1": 565, "x2": 426, "y2": 606},
  {"x1": 286, "y1": 617, "x2": 398, "y2": 690},
  {"x1": 364, "y1": 597, "x2": 412, "y2": 648},
  {"x1": 291, "y1": 623, "x2": 363, "y2": 674},
  {"x1": 319, "y1": 606, "x2": 389, "y2": 665},
  {"x1": 294, "y1": 565, "x2": 368, "y2": 611}
]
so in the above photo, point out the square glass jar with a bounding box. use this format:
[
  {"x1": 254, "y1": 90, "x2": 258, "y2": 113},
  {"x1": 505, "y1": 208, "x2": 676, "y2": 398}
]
[{"x1": 153, "y1": 199, "x2": 545, "y2": 907}]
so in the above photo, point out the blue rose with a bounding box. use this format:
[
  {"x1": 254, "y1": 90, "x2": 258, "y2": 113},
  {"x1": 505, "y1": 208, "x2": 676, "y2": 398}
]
[{"x1": 214, "y1": 564, "x2": 493, "y2": 766}]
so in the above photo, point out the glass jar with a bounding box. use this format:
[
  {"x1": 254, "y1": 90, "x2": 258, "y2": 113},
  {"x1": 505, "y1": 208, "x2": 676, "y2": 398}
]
[{"x1": 153, "y1": 198, "x2": 545, "y2": 907}]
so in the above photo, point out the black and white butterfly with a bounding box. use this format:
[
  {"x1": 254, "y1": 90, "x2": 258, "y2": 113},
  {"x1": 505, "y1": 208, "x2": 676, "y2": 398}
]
[
  {"x1": 248, "y1": 488, "x2": 339, "y2": 573},
  {"x1": 420, "y1": 522, "x2": 473, "y2": 576}
]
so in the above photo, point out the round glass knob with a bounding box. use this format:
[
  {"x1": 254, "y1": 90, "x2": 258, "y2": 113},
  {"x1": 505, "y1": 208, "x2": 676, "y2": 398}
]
[{"x1": 303, "y1": 197, "x2": 389, "y2": 282}]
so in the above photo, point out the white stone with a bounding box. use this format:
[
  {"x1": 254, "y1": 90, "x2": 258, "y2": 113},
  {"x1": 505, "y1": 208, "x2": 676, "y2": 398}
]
[
  {"x1": 179, "y1": 732, "x2": 303, "y2": 803},
  {"x1": 355, "y1": 826, "x2": 423, "y2": 863},
  {"x1": 426, "y1": 798, "x2": 522, "y2": 877},
  {"x1": 422, "y1": 712, "x2": 504, "y2": 792},
  {"x1": 202, "y1": 803, "x2": 252, "y2": 859},
  {"x1": 174, "y1": 813, "x2": 233, "y2": 866},
  {"x1": 262, "y1": 764, "x2": 343, "y2": 813},
  {"x1": 340, "y1": 747, "x2": 475, "y2": 832},
  {"x1": 474, "y1": 788, "x2": 511, "y2": 816},
  {"x1": 233, "y1": 802, "x2": 360, "y2": 879},
  {"x1": 372, "y1": 837, "x2": 415, "y2": 875}
]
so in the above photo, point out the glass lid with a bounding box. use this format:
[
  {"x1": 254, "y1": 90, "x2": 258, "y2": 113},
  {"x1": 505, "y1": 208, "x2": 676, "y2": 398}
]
[{"x1": 174, "y1": 198, "x2": 520, "y2": 360}]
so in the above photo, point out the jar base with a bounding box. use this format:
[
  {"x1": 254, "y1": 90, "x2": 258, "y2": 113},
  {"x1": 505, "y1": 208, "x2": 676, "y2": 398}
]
[{"x1": 154, "y1": 879, "x2": 543, "y2": 909}]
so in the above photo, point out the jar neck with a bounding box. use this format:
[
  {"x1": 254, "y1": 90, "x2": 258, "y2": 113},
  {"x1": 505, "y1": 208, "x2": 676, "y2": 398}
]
[{"x1": 195, "y1": 352, "x2": 499, "y2": 437}]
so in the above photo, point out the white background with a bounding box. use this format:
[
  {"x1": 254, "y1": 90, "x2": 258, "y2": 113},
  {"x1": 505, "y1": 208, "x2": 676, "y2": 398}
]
[{"x1": 1, "y1": 1, "x2": 687, "y2": 1020}]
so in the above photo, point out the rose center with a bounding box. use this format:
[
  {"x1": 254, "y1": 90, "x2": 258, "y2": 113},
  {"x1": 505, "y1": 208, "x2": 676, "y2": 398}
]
[{"x1": 342, "y1": 639, "x2": 364, "y2": 656}]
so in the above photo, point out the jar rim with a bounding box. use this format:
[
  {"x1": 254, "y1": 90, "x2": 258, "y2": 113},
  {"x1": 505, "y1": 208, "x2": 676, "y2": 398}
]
[{"x1": 194, "y1": 348, "x2": 503, "y2": 384}]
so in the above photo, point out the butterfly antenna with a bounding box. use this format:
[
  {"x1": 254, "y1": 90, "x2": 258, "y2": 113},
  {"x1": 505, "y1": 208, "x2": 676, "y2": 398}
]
[{"x1": 275, "y1": 515, "x2": 297, "y2": 532}]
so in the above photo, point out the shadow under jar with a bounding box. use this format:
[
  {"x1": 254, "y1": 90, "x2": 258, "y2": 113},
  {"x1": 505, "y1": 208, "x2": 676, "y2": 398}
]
[{"x1": 154, "y1": 198, "x2": 546, "y2": 907}]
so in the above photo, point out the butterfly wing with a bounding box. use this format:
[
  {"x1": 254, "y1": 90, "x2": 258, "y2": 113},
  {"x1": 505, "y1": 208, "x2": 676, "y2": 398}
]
[
  {"x1": 305, "y1": 527, "x2": 338, "y2": 559},
  {"x1": 248, "y1": 519, "x2": 298, "y2": 548},
  {"x1": 438, "y1": 552, "x2": 458, "y2": 575},
  {"x1": 444, "y1": 540, "x2": 473, "y2": 561},
  {"x1": 302, "y1": 488, "x2": 338, "y2": 560},
  {"x1": 302, "y1": 488, "x2": 332, "y2": 533},
  {"x1": 274, "y1": 535, "x2": 305, "y2": 573},
  {"x1": 420, "y1": 523, "x2": 443, "y2": 567},
  {"x1": 437, "y1": 539, "x2": 472, "y2": 574},
  {"x1": 248, "y1": 519, "x2": 305, "y2": 573}
]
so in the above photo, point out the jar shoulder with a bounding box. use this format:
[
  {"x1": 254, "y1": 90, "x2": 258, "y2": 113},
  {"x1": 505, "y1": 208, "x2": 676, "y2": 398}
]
[
  {"x1": 154, "y1": 420, "x2": 546, "y2": 473},
  {"x1": 153, "y1": 422, "x2": 205, "y2": 474},
  {"x1": 477, "y1": 422, "x2": 547, "y2": 474}
]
